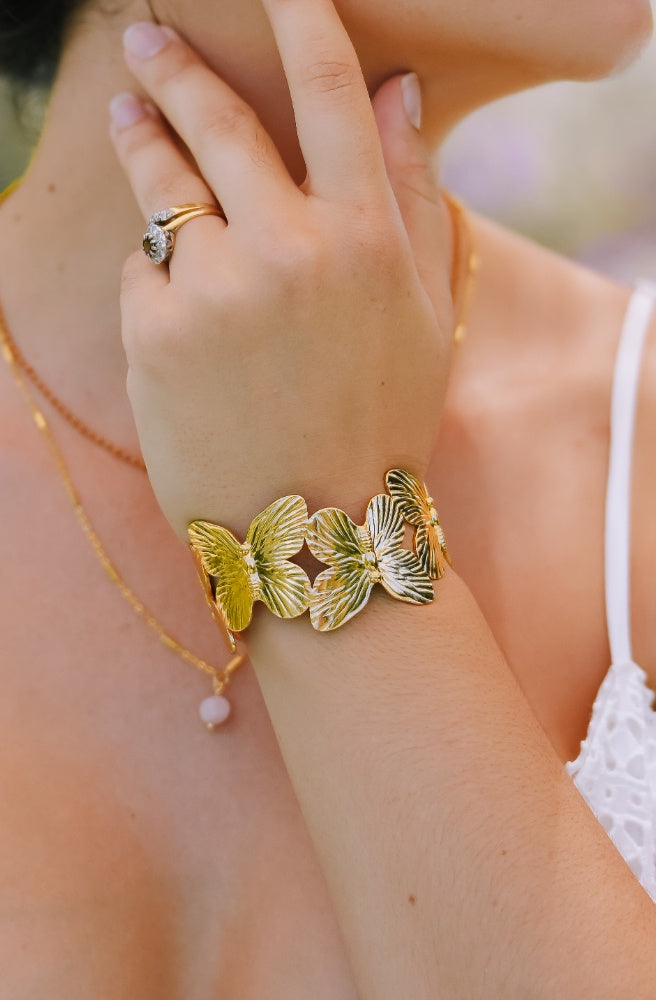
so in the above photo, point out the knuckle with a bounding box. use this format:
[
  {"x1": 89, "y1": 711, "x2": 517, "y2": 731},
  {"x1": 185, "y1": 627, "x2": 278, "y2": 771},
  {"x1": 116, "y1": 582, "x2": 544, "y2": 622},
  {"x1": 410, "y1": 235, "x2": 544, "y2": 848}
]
[
  {"x1": 198, "y1": 102, "x2": 257, "y2": 147},
  {"x1": 374, "y1": 234, "x2": 410, "y2": 282},
  {"x1": 120, "y1": 258, "x2": 177, "y2": 370},
  {"x1": 252, "y1": 227, "x2": 324, "y2": 304},
  {"x1": 396, "y1": 166, "x2": 440, "y2": 210},
  {"x1": 245, "y1": 126, "x2": 274, "y2": 173},
  {"x1": 116, "y1": 116, "x2": 161, "y2": 159},
  {"x1": 148, "y1": 171, "x2": 197, "y2": 210},
  {"x1": 155, "y1": 46, "x2": 204, "y2": 92},
  {"x1": 367, "y1": 224, "x2": 401, "y2": 264},
  {"x1": 351, "y1": 203, "x2": 392, "y2": 245},
  {"x1": 348, "y1": 225, "x2": 409, "y2": 290},
  {"x1": 120, "y1": 252, "x2": 147, "y2": 297},
  {"x1": 302, "y1": 55, "x2": 360, "y2": 97},
  {"x1": 191, "y1": 272, "x2": 236, "y2": 313},
  {"x1": 341, "y1": 207, "x2": 398, "y2": 265},
  {"x1": 271, "y1": 228, "x2": 323, "y2": 279},
  {"x1": 125, "y1": 308, "x2": 179, "y2": 375}
]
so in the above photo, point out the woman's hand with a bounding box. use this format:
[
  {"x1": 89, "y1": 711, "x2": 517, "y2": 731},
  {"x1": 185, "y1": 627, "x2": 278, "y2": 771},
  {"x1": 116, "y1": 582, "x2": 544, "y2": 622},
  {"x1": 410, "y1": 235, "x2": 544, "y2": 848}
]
[{"x1": 110, "y1": 0, "x2": 454, "y2": 541}]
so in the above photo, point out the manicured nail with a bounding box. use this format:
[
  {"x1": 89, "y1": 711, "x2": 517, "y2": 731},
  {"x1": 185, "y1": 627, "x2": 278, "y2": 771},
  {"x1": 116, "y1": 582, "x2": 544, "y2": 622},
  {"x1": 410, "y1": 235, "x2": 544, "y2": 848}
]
[
  {"x1": 109, "y1": 92, "x2": 147, "y2": 129},
  {"x1": 123, "y1": 22, "x2": 169, "y2": 59},
  {"x1": 401, "y1": 73, "x2": 422, "y2": 130}
]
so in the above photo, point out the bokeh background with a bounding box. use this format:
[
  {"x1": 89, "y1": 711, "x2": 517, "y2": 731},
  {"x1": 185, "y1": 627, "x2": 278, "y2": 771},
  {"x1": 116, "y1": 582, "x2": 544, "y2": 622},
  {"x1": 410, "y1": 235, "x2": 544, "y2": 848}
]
[
  {"x1": 1, "y1": 30, "x2": 655, "y2": 281},
  {"x1": 440, "y1": 30, "x2": 656, "y2": 282}
]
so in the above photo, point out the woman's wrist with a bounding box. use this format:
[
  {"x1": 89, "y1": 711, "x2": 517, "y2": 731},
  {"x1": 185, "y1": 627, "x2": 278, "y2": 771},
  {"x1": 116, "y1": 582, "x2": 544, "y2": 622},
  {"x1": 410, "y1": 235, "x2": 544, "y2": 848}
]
[{"x1": 181, "y1": 451, "x2": 432, "y2": 541}]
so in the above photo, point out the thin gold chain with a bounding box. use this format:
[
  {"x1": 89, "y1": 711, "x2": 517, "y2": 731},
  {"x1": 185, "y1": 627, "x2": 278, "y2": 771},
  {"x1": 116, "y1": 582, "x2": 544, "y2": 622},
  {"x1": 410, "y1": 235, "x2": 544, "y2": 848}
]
[
  {"x1": 442, "y1": 190, "x2": 480, "y2": 346},
  {"x1": 0, "y1": 181, "x2": 144, "y2": 469},
  {"x1": 0, "y1": 309, "x2": 147, "y2": 470},
  {"x1": 0, "y1": 320, "x2": 244, "y2": 697}
]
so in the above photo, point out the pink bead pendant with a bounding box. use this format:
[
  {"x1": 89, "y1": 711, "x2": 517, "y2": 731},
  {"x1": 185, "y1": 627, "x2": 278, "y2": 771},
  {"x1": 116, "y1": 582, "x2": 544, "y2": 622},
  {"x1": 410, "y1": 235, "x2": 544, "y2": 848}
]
[{"x1": 199, "y1": 694, "x2": 231, "y2": 730}]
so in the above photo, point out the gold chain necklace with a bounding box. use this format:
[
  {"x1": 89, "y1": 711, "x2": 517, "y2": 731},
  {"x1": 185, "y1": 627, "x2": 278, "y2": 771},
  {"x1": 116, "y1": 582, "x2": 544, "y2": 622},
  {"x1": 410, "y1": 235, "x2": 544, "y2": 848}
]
[
  {"x1": 0, "y1": 320, "x2": 146, "y2": 470},
  {"x1": 442, "y1": 190, "x2": 480, "y2": 346},
  {"x1": 0, "y1": 316, "x2": 246, "y2": 731}
]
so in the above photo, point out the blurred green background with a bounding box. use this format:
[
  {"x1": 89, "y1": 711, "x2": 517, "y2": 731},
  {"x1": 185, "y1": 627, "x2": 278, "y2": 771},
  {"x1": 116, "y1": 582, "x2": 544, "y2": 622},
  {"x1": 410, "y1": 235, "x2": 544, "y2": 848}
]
[
  {"x1": 1, "y1": 31, "x2": 655, "y2": 280},
  {"x1": 0, "y1": 81, "x2": 43, "y2": 191}
]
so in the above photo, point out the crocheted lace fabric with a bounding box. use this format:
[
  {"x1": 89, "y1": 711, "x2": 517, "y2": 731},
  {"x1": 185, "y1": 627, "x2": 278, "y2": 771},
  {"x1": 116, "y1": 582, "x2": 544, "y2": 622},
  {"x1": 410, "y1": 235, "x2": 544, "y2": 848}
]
[{"x1": 566, "y1": 659, "x2": 656, "y2": 902}]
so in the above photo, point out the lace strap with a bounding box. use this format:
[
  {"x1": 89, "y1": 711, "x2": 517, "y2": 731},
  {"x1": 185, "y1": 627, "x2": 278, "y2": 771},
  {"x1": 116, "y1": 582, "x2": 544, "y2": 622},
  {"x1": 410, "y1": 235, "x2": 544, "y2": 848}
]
[{"x1": 605, "y1": 280, "x2": 656, "y2": 665}]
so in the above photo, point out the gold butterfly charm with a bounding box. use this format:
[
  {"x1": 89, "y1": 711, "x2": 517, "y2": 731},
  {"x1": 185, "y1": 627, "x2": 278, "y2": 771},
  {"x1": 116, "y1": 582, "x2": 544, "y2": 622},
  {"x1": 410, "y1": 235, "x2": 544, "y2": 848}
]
[
  {"x1": 305, "y1": 493, "x2": 434, "y2": 632},
  {"x1": 188, "y1": 495, "x2": 311, "y2": 649},
  {"x1": 385, "y1": 469, "x2": 452, "y2": 580}
]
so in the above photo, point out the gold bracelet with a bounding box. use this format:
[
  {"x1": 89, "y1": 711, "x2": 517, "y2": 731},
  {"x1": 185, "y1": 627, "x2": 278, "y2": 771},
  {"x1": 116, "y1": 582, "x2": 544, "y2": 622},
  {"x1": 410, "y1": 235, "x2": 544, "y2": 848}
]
[
  {"x1": 188, "y1": 469, "x2": 451, "y2": 644},
  {"x1": 188, "y1": 494, "x2": 312, "y2": 652}
]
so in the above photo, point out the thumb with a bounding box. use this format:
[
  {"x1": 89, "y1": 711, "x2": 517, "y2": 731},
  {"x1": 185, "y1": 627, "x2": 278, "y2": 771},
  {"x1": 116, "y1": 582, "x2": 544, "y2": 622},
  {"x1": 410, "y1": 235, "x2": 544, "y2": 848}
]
[{"x1": 372, "y1": 73, "x2": 453, "y2": 322}]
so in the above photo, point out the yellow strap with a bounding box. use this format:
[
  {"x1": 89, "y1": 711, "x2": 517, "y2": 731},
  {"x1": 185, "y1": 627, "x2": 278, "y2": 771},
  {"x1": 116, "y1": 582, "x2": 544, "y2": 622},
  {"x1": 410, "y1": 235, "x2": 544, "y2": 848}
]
[
  {"x1": 0, "y1": 175, "x2": 22, "y2": 202},
  {"x1": 0, "y1": 177, "x2": 23, "y2": 201}
]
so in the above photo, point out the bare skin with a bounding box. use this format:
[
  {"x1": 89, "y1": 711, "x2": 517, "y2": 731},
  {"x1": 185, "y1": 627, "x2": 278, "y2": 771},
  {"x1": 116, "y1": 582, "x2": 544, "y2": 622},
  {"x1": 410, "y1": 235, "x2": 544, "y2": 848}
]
[{"x1": 1, "y1": 0, "x2": 655, "y2": 995}]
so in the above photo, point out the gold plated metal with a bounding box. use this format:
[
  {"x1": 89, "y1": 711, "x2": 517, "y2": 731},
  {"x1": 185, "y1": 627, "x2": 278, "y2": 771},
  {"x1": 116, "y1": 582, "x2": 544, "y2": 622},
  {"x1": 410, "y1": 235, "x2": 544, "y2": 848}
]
[
  {"x1": 306, "y1": 492, "x2": 435, "y2": 632},
  {"x1": 385, "y1": 468, "x2": 452, "y2": 580},
  {"x1": 143, "y1": 202, "x2": 227, "y2": 264},
  {"x1": 442, "y1": 190, "x2": 480, "y2": 346},
  {"x1": 188, "y1": 495, "x2": 312, "y2": 641}
]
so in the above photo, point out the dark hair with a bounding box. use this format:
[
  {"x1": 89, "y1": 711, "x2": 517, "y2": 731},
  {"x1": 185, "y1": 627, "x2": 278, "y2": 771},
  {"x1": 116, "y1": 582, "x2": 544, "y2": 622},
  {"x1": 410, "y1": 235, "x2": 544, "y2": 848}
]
[{"x1": 0, "y1": 0, "x2": 85, "y2": 87}]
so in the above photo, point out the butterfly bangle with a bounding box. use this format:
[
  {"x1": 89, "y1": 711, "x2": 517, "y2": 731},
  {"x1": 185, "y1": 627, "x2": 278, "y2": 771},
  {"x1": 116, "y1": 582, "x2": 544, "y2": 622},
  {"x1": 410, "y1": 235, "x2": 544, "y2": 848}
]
[{"x1": 187, "y1": 468, "x2": 452, "y2": 645}]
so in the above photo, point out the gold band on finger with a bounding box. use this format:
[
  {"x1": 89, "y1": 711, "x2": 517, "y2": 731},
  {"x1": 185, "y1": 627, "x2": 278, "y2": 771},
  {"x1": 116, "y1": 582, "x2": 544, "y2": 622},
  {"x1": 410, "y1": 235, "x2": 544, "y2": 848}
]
[{"x1": 142, "y1": 202, "x2": 227, "y2": 265}]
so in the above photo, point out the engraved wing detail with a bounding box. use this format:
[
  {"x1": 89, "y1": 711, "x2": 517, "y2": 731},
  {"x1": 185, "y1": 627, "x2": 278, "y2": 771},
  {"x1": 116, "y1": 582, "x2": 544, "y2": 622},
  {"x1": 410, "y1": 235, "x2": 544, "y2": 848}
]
[
  {"x1": 305, "y1": 508, "x2": 376, "y2": 632},
  {"x1": 188, "y1": 495, "x2": 311, "y2": 635},
  {"x1": 246, "y1": 494, "x2": 312, "y2": 621},
  {"x1": 306, "y1": 493, "x2": 434, "y2": 632},
  {"x1": 187, "y1": 520, "x2": 253, "y2": 634},
  {"x1": 385, "y1": 468, "x2": 452, "y2": 580},
  {"x1": 366, "y1": 494, "x2": 435, "y2": 604}
]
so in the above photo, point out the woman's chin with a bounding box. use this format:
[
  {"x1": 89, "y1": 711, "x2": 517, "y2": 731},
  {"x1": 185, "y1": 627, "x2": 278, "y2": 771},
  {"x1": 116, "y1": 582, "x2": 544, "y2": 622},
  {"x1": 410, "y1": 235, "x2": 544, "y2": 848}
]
[{"x1": 569, "y1": 0, "x2": 653, "y2": 81}]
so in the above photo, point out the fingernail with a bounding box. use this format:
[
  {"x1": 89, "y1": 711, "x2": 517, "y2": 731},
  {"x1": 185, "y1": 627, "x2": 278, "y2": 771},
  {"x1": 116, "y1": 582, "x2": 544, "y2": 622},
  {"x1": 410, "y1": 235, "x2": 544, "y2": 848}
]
[
  {"x1": 109, "y1": 92, "x2": 147, "y2": 129},
  {"x1": 401, "y1": 73, "x2": 422, "y2": 130},
  {"x1": 123, "y1": 22, "x2": 169, "y2": 59}
]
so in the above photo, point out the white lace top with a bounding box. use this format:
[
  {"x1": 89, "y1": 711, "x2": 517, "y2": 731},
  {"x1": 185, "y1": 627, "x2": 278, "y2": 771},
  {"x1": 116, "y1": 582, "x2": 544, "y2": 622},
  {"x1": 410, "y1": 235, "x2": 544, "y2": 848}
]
[{"x1": 566, "y1": 281, "x2": 656, "y2": 902}]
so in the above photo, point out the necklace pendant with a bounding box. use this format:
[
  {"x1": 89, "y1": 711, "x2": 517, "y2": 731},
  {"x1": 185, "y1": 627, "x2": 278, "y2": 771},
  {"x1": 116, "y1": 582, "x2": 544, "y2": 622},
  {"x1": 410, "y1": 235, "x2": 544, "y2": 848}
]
[{"x1": 199, "y1": 694, "x2": 232, "y2": 730}]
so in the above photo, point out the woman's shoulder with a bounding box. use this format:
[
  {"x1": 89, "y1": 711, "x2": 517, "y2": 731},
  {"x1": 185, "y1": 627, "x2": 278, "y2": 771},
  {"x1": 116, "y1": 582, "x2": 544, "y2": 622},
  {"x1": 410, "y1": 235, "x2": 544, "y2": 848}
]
[
  {"x1": 466, "y1": 207, "x2": 637, "y2": 345},
  {"x1": 447, "y1": 207, "x2": 640, "y2": 430}
]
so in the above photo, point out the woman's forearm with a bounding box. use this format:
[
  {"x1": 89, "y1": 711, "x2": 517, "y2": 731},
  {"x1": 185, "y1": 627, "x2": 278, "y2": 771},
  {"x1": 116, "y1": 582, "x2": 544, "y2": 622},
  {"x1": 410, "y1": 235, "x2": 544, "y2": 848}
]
[{"x1": 248, "y1": 568, "x2": 656, "y2": 999}]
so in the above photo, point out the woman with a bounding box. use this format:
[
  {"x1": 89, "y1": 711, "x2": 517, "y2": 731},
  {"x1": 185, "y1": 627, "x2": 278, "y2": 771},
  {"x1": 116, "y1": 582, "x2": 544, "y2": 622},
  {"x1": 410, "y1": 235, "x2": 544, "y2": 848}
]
[{"x1": 1, "y1": 0, "x2": 655, "y2": 994}]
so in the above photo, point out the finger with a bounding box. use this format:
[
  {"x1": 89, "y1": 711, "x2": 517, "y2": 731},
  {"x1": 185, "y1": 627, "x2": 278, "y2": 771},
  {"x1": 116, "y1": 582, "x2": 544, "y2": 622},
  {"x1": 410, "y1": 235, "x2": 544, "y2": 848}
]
[
  {"x1": 120, "y1": 250, "x2": 169, "y2": 330},
  {"x1": 122, "y1": 22, "x2": 301, "y2": 222},
  {"x1": 109, "y1": 93, "x2": 216, "y2": 218},
  {"x1": 109, "y1": 92, "x2": 227, "y2": 275},
  {"x1": 258, "y1": 0, "x2": 387, "y2": 202},
  {"x1": 372, "y1": 75, "x2": 452, "y2": 322}
]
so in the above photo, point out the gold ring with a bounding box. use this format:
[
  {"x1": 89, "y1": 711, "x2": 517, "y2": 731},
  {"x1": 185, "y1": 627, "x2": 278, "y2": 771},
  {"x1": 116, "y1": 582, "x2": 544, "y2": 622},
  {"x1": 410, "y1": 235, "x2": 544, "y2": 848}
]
[{"x1": 142, "y1": 202, "x2": 227, "y2": 265}]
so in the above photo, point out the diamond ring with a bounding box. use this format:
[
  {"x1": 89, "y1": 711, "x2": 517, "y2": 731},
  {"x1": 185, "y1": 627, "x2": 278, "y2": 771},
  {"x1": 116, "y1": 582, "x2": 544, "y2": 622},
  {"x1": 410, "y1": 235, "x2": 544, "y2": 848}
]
[{"x1": 142, "y1": 203, "x2": 227, "y2": 265}]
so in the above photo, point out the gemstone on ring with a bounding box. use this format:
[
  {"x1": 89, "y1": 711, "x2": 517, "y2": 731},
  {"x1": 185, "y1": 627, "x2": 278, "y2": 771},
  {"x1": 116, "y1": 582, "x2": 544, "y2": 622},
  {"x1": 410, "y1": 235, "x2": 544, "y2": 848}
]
[
  {"x1": 142, "y1": 209, "x2": 176, "y2": 265},
  {"x1": 142, "y1": 204, "x2": 226, "y2": 265}
]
